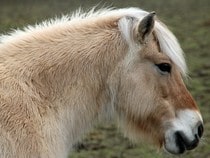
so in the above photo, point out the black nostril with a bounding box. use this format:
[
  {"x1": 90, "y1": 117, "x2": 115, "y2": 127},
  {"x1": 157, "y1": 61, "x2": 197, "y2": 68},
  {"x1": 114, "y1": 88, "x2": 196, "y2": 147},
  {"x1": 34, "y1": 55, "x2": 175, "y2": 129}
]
[
  {"x1": 175, "y1": 131, "x2": 186, "y2": 153},
  {"x1": 198, "y1": 123, "x2": 204, "y2": 138}
]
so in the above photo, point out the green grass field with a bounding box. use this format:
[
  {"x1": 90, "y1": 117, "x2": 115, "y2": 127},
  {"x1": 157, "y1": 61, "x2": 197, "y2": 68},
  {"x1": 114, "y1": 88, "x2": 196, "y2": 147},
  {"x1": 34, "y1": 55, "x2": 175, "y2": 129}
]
[{"x1": 0, "y1": 0, "x2": 210, "y2": 157}]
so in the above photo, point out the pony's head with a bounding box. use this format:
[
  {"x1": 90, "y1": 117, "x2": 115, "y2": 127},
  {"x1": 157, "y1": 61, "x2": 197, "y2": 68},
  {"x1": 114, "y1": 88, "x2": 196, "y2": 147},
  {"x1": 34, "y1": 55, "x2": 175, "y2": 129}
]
[{"x1": 109, "y1": 10, "x2": 203, "y2": 154}]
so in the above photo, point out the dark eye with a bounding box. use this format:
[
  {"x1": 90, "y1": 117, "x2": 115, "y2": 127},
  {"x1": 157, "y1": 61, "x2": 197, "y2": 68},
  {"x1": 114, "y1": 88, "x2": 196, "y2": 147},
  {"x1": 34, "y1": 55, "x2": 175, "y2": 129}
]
[{"x1": 155, "y1": 63, "x2": 171, "y2": 74}]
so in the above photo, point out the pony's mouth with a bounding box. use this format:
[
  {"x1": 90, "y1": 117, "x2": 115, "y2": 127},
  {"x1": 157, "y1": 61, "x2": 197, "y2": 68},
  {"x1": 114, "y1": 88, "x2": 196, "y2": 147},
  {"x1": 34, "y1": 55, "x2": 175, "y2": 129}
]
[
  {"x1": 164, "y1": 131, "x2": 200, "y2": 154},
  {"x1": 174, "y1": 131, "x2": 199, "y2": 154},
  {"x1": 164, "y1": 126, "x2": 203, "y2": 154},
  {"x1": 163, "y1": 110, "x2": 203, "y2": 155}
]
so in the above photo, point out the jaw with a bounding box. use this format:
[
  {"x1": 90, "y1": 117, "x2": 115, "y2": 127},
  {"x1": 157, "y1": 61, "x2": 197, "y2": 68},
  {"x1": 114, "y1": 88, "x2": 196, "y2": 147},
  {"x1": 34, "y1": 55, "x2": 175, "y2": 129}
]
[{"x1": 118, "y1": 113, "x2": 165, "y2": 148}]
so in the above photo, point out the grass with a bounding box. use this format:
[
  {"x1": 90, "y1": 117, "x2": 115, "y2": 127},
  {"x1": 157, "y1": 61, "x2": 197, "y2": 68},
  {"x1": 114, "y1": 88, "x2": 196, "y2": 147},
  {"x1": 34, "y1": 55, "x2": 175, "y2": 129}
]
[{"x1": 0, "y1": 0, "x2": 210, "y2": 157}]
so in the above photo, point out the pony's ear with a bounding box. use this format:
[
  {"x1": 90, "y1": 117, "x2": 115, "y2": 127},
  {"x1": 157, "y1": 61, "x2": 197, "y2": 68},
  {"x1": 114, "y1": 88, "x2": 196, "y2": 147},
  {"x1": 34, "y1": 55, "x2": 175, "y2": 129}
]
[{"x1": 136, "y1": 12, "x2": 156, "y2": 44}]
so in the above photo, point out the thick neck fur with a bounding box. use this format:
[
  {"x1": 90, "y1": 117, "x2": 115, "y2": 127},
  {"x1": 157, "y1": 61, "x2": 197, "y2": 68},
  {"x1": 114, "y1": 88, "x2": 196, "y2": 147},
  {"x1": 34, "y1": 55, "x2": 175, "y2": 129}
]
[{"x1": 0, "y1": 17, "x2": 127, "y2": 157}]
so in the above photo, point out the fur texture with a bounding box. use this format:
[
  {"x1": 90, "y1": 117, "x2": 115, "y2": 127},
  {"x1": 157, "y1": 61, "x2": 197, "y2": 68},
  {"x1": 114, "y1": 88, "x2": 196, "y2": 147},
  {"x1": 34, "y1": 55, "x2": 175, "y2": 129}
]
[{"x1": 0, "y1": 7, "x2": 202, "y2": 157}]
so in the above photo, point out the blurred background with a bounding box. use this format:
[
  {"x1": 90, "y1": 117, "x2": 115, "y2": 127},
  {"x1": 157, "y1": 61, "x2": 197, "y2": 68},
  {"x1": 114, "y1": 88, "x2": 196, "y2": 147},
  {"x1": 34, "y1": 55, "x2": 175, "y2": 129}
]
[{"x1": 0, "y1": 0, "x2": 210, "y2": 157}]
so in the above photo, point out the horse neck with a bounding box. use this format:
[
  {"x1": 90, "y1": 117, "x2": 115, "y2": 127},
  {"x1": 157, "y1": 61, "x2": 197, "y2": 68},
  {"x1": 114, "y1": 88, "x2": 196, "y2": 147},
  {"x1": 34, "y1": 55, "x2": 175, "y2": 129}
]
[
  {"x1": 0, "y1": 17, "x2": 128, "y2": 155},
  {"x1": 1, "y1": 18, "x2": 127, "y2": 100},
  {"x1": 32, "y1": 19, "x2": 128, "y2": 151}
]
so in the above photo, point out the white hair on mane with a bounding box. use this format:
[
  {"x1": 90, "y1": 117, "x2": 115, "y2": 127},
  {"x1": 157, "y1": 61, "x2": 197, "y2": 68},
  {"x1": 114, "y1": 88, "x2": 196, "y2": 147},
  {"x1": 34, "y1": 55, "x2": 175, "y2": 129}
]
[
  {"x1": 0, "y1": 7, "x2": 187, "y2": 75},
  {"x1": 155, "y1": 22, "x2": 187, "y2": 75}
]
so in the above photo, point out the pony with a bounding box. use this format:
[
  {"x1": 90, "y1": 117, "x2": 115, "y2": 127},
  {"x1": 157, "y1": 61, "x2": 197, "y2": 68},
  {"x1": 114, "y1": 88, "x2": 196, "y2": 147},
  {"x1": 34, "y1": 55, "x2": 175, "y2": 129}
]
[{"x1": 0, "y1": 7, "x2": 204, "y2": 158}]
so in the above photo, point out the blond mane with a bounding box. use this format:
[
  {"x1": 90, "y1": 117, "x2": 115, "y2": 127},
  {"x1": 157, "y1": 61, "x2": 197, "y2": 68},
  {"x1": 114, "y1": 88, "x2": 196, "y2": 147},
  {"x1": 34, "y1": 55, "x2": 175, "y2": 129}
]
[{"x1": 0, "y1": 7, "x2": 186, "y2": 76}]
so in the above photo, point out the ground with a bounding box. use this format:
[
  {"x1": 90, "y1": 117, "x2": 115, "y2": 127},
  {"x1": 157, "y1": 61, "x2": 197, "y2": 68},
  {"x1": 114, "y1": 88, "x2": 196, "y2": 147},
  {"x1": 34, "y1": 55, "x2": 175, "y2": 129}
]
[{"x1": 0, "y1": 0, "x2": 210, "y2": 158}]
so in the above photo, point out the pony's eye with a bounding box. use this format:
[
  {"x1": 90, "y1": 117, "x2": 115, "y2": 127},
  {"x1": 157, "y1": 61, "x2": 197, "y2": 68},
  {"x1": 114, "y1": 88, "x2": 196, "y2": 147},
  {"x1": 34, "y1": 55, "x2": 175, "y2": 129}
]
[{"x1": 155, "y1": 63, "x2": 171, "y2": 74}]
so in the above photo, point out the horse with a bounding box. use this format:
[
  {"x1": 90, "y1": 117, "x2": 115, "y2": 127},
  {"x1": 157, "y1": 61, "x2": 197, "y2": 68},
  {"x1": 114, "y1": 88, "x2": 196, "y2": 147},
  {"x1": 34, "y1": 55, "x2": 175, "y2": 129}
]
[{"x1": 0, "y1": 7, "x2": 204, "y2": 158}]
